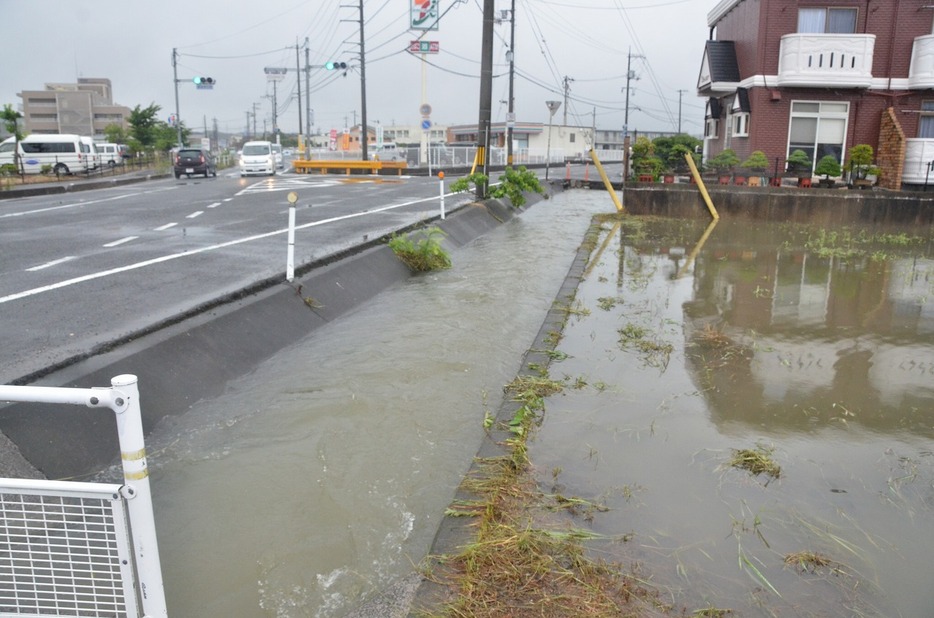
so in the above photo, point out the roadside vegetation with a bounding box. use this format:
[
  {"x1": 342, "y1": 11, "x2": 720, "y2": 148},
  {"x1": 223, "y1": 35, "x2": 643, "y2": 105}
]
[
  {"x1": 387, "y1": 226, "x2": 452, "y2": 271},
  {"x1": 450, "y1": 166, "x2": 546, "y2": 208}
]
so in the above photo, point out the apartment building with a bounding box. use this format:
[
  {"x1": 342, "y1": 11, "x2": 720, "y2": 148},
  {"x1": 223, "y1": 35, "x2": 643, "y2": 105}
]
[
  {"x1": 18, "y1": 78, "x2": 131, "y2": 138},
  {"x1": 699, "y1": 0, "x2": 934, "y2": 187}
]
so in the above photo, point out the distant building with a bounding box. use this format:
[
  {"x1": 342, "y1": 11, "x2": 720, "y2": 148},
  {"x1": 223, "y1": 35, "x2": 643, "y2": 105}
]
[{"x1": 17, "y1": 78, "x2": 131, "y2": 137}]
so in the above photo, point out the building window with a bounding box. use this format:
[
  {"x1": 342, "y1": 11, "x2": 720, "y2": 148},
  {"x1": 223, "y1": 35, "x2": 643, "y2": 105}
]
[
  {"x1": 731, "y1": 113, "x2": 750, "y2": 137},
  {"x1": 569, "y1": 133, "x2": 576, "y2": 143},
  {"x1": 798, "y1": 8, "x2": 857, "y2": 34},
  {"x1": 787, "y1": 101, "x2": 848, "y2": 168},
  {"x1": 705, "y1": 118, "x2": 720, "y2": 139},
  {"x1": 920, "y1": 100, "x2": 934, "y2": 138}
]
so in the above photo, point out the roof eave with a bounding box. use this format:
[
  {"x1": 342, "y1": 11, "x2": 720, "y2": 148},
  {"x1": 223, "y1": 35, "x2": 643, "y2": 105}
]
[{"x1": 708, "y1": 0, "x2": 742, "y2": 28}]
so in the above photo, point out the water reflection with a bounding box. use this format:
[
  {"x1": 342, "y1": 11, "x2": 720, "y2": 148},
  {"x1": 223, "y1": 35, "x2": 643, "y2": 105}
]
[{"x1": 530, "y1": 215, "x2": 934, "y2": 616}]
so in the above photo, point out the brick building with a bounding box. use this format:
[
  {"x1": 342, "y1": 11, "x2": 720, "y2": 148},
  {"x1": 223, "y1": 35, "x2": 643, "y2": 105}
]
[{"x1": 698, "y1": 0, "x2": 934, "y2": 188}]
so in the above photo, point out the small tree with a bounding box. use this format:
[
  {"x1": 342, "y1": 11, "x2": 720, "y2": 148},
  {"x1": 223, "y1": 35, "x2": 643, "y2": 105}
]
[
  {"x1": 1, "y1": 104, "x2": 25, "y2": 175},
  {"x1": 707, "y1": 148, "x2": 739, "y2": 174},
  {"x1": 786, "y1": 149, "x2": 811, "y2": 174},
  {"x1": 741, "y1": 150, "x2": 769, "y2": 173},
  {"x1": 815, "y1": 155, "x2": 842, "y2": 180},
  {"x1": 844, "y1": 144, "x2": 879, "y2": 181},
  {"x1": 103, "y1": 123, "x2": 128, "y2": 145}
]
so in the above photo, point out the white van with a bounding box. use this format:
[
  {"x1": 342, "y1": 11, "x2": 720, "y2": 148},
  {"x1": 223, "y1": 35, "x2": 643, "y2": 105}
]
[
  {"x1": 17, "y1": 134, "x2": 92, "y2": 175},
  {"x1": 271, "y1": 143, "x2": 284, "y2": 170},
  {"x1": 96, "y1": 143, "x2": 126, "y2": 167},
  {"x1": 370, "y1": 142, "x2": 405, "y2": 162},
  {"x1": 239, "y1": 140, "x2": 276, "y2": 176},
  {"x1": 0, "y1": 136, "x2": 17, "y2": 170},
  {"x1": 80, "y1": 136, "x2": 99, "y2": 170}
]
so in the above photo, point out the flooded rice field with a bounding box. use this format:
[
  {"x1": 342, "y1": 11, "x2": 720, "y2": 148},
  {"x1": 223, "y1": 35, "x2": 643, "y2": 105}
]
[
  {"x1": 133, "y1": 191, "x2": 607, "y2": 616},
  {"x1": 532, "y1": 214, "x2": 934, "y2": 616}
]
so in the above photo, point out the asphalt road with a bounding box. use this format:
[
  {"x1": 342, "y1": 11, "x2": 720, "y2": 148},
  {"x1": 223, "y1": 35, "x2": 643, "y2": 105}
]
[{"x1": 0, "y1": 168, "x2": 472, "y2": 385}]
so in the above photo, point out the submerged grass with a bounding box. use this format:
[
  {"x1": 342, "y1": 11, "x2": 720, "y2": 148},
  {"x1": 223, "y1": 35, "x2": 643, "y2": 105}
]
[{"x1": 728, "y1": 444, "x2": 782, "y2": 480}]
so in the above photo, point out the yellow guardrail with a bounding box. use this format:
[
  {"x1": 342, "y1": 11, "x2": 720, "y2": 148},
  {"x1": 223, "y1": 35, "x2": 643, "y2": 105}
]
[
  {"x1": 588, "y1": 148, "x2": 624, "y2": 213},
  {"x1": 292, "y1": 159, "x2": 407, "y2": 175},
  {"x1": 684, "y1": 153, "x2": 719, "y2": 220}
]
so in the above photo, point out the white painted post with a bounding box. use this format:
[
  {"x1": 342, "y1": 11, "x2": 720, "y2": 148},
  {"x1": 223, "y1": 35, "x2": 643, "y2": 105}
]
[
  {"x1": 438, "y1": 171, "x2": 446, "y2": 220},
  {"x1": 111, "y1": 374, "x2": 168, "y2": 618},
  {"x1": 286, "y1": 191, "x2": 298, "y2": 281}
]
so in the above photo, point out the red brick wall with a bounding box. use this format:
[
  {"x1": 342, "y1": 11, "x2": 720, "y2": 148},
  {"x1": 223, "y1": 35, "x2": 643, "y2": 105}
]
[{"x1": 877, "y1": 107, "x2": 906, "y2": 189}]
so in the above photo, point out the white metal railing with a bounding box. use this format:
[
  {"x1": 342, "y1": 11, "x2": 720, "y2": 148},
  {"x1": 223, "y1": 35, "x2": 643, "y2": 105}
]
[
  {"x1": 301, "y1": 146, "x2": 570, "y2": 168},
  {"x1": 902, "y1": 138, "x2": 934, "y2": 185},
  {"x1": 777, "y1": 33, "x2": 875, "y2": 88},
  {"x1": 909, "y1": 35, "x2": 934, "y2": 89},
  {"x1": 0, "y1": 375, "x2": 166, "y2": 618}
]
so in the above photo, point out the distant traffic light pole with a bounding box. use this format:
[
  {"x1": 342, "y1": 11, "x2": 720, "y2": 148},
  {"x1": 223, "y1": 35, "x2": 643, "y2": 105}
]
[{"x1": 171, "y1": 48, "x2": 215, "y2": 149}]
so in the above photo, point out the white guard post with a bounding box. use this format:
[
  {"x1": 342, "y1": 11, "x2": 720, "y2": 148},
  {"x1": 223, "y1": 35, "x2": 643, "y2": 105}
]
[
  {"x1": 438, "y1": 171, "x2": 446, "y2": 220},
  {"x1": 286, "y1": 191, "x2": 298, "y2": 282},
  {"x1": 0, "y1": 374, "x2": 168, "y2": 617}
]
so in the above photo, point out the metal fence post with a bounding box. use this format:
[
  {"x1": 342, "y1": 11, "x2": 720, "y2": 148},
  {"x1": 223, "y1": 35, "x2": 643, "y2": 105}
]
[{"x1": 111, "y1": 374, "x2": 168, "y2": 617}]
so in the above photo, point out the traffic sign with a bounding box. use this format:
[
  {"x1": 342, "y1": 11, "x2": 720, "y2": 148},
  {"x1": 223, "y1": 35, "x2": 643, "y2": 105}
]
[
  {"x1": 409, "y1": 41, "x2": 440, "y2": 54},
  {"x1": 264, "y1": 67, "x2": 287, "y2": 81},
  {"x1": 421, "y1": 119, "x2": 432, "y2": 130},
  {"x1": 419, "y1": 103, "x2": 432, "y2": 116}
]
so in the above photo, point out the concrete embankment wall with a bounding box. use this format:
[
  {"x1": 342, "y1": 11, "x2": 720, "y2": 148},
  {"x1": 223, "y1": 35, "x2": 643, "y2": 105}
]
[
  {"x1": 0, "y1": 197, "x2": 528, "y2": 480},
  {"x1": 621, "y1": 183, "x2": 934, "y2": 226}
]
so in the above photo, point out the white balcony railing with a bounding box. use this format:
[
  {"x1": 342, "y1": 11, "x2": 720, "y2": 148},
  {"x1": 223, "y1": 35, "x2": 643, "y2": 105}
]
[
  {"x1": 902, "y1": 138, "x2": 934, "y2": 185},
  {"x1": 777, "y1": 33, "x2": 875, "y2": 88},
  {"x1": 909, "y1": 35, "x2": 934, "y2": 89}
]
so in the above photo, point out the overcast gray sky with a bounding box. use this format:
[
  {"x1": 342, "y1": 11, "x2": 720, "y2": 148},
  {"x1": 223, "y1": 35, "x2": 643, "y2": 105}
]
[{"x1": 4, "y1": 0, "x2": 712, "y2": 137}]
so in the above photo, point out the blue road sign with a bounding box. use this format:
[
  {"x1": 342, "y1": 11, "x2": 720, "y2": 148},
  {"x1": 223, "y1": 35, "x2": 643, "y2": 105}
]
[{"x1": 421, "y1": 119, "x2": 431, "y2": 130}]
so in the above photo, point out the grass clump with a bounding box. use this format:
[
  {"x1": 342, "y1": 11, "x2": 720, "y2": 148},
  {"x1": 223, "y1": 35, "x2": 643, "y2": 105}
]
[
  {"x1": 450, "y1": 166, "x2": 546, "y2": 208},
  {"x1": 388, "y1": 226, "x2": 451, "y2": 271},
  {"x1": 728, "y1": 444, "x2": 781, "y2": 481},
  {"x1": 783, "y1": 551, "x2": 841, "y2": 574}
]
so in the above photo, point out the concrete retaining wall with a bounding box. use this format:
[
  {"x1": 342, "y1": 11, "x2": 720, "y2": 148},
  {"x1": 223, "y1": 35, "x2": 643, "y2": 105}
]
[{"x1": 622, "y1": 183, "x2": 934, "y2": 226}]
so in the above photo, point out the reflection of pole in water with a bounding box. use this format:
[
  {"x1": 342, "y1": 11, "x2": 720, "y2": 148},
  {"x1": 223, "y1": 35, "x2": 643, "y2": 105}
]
[
  {"x1": 676, "y1": 218, "x2": 719, "y2": 279},
  {"x1": 584, "y1": 220, "x2": 621, "y2": 280}
]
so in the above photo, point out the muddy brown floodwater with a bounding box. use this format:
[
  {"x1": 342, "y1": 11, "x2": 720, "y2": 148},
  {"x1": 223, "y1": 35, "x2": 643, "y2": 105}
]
[{"x1": 532, "y1": 215, "x2": 934, "y2": 617}]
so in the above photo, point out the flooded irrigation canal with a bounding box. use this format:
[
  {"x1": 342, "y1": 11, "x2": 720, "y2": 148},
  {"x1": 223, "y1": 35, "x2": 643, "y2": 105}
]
[
  {"x1": 132, "y1": 191, "x2": 606, "y2": 616},
  {"x1": 533, "y1": 215, "x2": 934, "y2": 616}
]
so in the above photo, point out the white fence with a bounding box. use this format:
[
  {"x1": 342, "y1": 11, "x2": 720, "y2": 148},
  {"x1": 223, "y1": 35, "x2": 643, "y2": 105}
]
[{"x1": 0, "y1": 375, "x2": 166, "y2": 617}]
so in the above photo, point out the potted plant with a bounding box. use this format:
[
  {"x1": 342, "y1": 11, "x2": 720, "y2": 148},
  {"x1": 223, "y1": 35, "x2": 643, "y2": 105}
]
[
  {"x1": 814, "y1": 155, "x2": 842, "y2": 188},
  {"x1": 741, "y1": 150, "x2": 769, "y2": 187},
  {"x1": 785, "y1": 149, "x2": 812, "y2": 187},
  {"x1": 707, "y1": 148, "x2": 739, "y2": 185},
  {"x1": 663, "y1": 144, "x2": 694, "y2": 183},
  {"x1": 844, "y1": 144, "x2": 880, "y2": 189}
]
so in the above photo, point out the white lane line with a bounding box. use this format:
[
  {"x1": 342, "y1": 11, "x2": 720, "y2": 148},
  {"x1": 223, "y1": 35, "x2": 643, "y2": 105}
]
[
  {"x1": 207, "y1": 202, "x2": 221, "y2": 209},
  {"x1": 223, "y1": 198, "x2": 233, "y2": 202},
  {"x1": 103, "y1": 236, "x2": 139, "y2": 248},
  {"x1": 0, "y1": 185, "x2": 179, "y2": 219},
  {"x1": 26, "y1": 256, "x2": 77, "y2": 272},
  {"x1": 0, "y1": 193, "x2": 465, "y2": 305},
  {"x1": 186, "y1": 211, "x2": 204, "y2": 219},
  {"x1": 154, "y1": 222, "x2": 178, "y2": 231}
]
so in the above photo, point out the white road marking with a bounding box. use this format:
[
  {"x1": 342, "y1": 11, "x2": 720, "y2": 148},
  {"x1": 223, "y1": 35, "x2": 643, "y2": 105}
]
[
  {"x1": 223, "y1": 198, "x2": 233, "y2": 202},
  {"x1": 154, "y1": 222, "x2": 178, "y2": 231},
  {"x1": 103, "y1": 236, "x2": 139, "y2": 248},
  {"x1": 0, "y1": 186, "x2": 179, "y2": 219},
  {"x1": 207, "y1": 202, "x2": 221, "y2": 208},
  {"x1": 26, "y1": 256, "x2": 77, "y2": 272},
  {"x1": 0, "y1": 193, "x2": 468, "y2": 305},
  {"x1": 187, "y1": 211, "x2": 204, "y2": 219}
]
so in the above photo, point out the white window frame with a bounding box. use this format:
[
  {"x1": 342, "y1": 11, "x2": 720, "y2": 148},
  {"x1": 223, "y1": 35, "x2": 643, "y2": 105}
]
[
  {"x1": 786, "y1": 100, "x2": 850, "y2": 170},
  {"x1": 705, "y1": 118, "x2": 720, "y2": 140},
  {"x1": 732, "y1": 112, "x2": 750, "y2": 138}
]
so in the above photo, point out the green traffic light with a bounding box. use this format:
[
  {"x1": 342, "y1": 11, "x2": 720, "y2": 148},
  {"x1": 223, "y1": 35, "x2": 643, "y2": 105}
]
[
  {"x1": 325, "y1": 62, "x2": 335, "y2": 70},
  {"x1": 193, "y1": 77, "x2": 201, "y2": 84}
]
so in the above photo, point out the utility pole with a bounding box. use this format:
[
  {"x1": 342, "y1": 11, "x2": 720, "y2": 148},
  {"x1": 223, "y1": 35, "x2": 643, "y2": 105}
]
[
  {"x1": 506, "y1": 0, "x2": 516, "y2": 166},
  {"x1": 172, "y1": 48, "x2": 182, "y2": 148},
  {"x1": 477, "y1": 0, "x2": 495, "y2": 197},
  {"x1": 304, "y1": 38, "x2": 311, "y2": 158},
  {"x1": 677, "y1": 89, "x2": 687, "y2": 134},
  {"x1": 562, "y1": 75, "x2": 574, "y2": 126},
  {"x1": 623, "y1": 48, "x2": 643, "y2": 179},
  {"x1": 358, "y1": 0, "x2": 369, "y2": 161},
  {"x1": 246, "y1": 111, "x2": 250, "y2": 139},
  {"x1": 252, "y1": 102, "x2": 260, "y2": 138},
  {"x1": 295, "y1": 43, "x2": 303, "y2": 137}
]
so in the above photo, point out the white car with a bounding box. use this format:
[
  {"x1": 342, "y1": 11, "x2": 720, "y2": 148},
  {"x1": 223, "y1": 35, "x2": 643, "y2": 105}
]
[
  {"x1": 370, "y1": 143, "x2": 405, "y2": 162},
  {"x1": 239, "y1": 141, "x2": 276, "y2": 177},
  {"x1": 271, "y1": 143, "x2": 284, "y2": 170}
]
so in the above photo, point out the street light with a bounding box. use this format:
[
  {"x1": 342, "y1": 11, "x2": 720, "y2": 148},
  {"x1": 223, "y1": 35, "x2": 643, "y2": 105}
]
[{"x1": 544, "y1": 100, "x2": 561, "y2": 180}]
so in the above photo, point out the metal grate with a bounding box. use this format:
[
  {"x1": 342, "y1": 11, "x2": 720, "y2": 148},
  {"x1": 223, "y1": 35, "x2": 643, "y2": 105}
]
[{"x1": 0, "y1": 481, "x2": 139, "y2": 617}]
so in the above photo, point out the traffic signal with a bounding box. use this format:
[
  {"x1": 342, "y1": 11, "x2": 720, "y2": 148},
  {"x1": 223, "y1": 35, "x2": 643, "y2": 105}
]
[
  {"x1": 192, "y1": 77, "x2": 216, "y2": 85},
  {"x1": 325, "y1": 61, "x2": 347, "y2": 71}
]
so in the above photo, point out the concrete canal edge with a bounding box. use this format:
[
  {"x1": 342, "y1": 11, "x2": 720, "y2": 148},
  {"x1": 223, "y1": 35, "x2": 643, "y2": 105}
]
[
  {"x1": 0, "y1": 190, "x2": 557, "y2": 481},
  {"x1": 403, "y1": 207, "x2": 599, "y2": 616}
]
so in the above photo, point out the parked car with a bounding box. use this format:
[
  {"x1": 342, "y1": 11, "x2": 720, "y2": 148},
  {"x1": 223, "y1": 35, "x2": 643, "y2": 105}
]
[
  {"x1": 271, "y1": 143, "x2": 284, "y2": 170},
  {"x1": 174, "y1": 147, "x2": 217, "y2": 179},
  {"x1": 12, "y1": 134, "x2": 92, "y2": 175},
  {"x1": 239, "y1": 141, "x2": 276, "y2": 176},
  {"x1": 370, "y1": 142, "x2": 405, "y2": 162},
  {"x1": 96, "y1": 143, "x2": 126, "y2": 167}
]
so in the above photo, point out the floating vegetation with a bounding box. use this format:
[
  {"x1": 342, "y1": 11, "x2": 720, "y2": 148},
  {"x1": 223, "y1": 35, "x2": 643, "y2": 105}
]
[
  {"x1": 803, "y1": 227, "x2": 924, "y2": 261},
  {"x1": 554, "y1": 300, "x2": 590, "y2": 317},
  {"x1": 597, "y1": 296, "x2": 623, "y2": 311},
  {"x1": 618, "y1": 323, "x2": 673, "y2": 368},
  {"x1": 695, "y1": 323, "x2": 732, "y2": 348},
  {"x1": 728, "y1": 444, "x2": 782, "y2": 481},
  {"x1": 693, "y1": 607, "x2": 733, "y2": 617},
  {"x1": 783, "y1": 550, "x2": 841, "y2": 574}
]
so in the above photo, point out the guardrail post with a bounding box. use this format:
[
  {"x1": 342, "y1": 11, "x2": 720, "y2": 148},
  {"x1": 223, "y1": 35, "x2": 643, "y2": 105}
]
[
  {"x1": 111, "y1": 374, "x2": 168, "y2": 617},
  {"x1": 438, "y1": 171, "x2": 446, "y2": 220}
]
